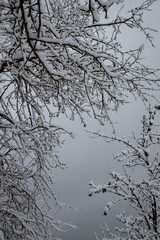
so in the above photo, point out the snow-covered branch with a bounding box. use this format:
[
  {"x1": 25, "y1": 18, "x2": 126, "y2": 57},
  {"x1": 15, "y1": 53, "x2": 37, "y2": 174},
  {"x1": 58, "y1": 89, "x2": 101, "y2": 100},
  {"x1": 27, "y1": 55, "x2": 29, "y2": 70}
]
[
  {"x1": 90, "y1": 107, "x2": 160, "y2": 239},
  {"x1": 0, "y1": 0, "x2": 159, "y2": 238}
]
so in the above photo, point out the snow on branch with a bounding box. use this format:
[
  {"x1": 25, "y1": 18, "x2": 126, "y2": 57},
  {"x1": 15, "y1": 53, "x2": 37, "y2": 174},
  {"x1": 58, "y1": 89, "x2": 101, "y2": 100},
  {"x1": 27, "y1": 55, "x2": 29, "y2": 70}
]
[
  {"x1": 0, "y1": 0, "x2": 159, "y2": 238},
  {"x1": 89, "y1": 107, "x2": 160, "y2": 239},
  {"x1": 0, "y1": 0, "x2": 159, "y2": 124}
]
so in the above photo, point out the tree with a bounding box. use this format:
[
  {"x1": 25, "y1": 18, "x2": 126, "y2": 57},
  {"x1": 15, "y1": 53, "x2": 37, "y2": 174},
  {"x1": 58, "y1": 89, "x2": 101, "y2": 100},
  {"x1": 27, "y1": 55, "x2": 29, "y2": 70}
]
[
  {"x1": 0, "y1": 0, "x2": 159, "y2": 239},
  {"x1": 89, "y1": 106, "x2": 160, "y2": 239}
]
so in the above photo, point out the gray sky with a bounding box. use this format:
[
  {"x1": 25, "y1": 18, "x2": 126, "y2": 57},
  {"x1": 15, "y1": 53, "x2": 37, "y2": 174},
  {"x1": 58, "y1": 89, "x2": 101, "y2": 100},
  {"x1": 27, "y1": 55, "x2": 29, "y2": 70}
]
[{"x1": 50, "y1": 1, "x2": 160, "y2": 239}]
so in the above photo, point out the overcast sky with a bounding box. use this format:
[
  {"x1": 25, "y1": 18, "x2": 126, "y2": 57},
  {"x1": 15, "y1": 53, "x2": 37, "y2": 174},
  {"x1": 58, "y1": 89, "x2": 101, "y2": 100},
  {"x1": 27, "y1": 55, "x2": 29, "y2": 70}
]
[{"x1": 50, "y1": 1, "x2": 160, "y2": 239}]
